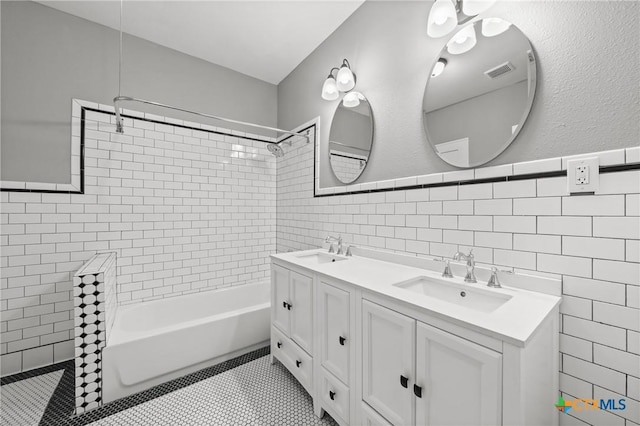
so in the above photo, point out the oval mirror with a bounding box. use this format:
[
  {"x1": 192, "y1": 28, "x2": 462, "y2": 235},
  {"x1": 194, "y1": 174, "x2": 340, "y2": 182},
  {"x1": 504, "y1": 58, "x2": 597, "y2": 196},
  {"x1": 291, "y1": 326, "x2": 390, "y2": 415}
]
[
  {"x1": 422, "y1": 18, "x2": 537, "y2": 168},
  {"x1": 328, "y1": 93, "x2": 374, "y2": 184}
]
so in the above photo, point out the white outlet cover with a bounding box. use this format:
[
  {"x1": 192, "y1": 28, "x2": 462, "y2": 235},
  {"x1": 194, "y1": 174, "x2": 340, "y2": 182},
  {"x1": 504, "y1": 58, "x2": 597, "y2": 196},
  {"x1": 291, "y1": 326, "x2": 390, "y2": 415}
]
[{"x1": 567, "y1": 157, "x2": 599, "y2": 194}]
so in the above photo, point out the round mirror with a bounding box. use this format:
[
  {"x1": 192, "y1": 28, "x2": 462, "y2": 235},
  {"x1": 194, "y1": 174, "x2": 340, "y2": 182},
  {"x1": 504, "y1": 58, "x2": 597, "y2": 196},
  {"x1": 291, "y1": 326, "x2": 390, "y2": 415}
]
[
  {"x1": 329, "y1": 93, "x2": 374, "y2": 184},
  {"x1": 422, "y1": 18, "x2": 537, "y2": 168}
]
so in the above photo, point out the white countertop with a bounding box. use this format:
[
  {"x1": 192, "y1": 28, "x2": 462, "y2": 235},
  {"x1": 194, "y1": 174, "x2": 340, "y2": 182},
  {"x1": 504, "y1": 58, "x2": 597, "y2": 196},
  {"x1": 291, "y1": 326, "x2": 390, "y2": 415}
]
[{"x1": 271, "y1": 248, "x2": 561, "y2": 347}]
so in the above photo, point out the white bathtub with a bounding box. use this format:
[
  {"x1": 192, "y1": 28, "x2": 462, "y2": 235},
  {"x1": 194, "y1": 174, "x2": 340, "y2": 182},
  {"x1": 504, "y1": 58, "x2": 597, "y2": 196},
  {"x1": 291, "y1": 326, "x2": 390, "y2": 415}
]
[{"x1": 103, "y1": 282, "x2": 270, "y2": 403}]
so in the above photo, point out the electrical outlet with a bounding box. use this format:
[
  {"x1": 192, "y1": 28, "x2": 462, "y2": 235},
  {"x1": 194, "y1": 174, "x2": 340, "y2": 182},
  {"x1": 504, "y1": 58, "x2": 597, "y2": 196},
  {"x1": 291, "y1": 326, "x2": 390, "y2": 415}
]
[{"x1": 567, "y1": 157, "x2": 599, "y2": 194}]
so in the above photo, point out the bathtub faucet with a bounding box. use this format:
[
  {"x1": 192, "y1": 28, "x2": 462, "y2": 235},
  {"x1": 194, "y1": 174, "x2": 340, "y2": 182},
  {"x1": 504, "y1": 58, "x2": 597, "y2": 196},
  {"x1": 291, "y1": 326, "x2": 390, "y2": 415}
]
[{"x1": 325, "y1": 235, "x2": 343, "y2": 255}]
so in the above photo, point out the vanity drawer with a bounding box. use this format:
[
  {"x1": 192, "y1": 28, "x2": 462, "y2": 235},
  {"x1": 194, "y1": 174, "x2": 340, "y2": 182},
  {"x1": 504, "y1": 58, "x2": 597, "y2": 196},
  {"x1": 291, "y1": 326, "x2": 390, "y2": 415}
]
[
  {"x1": 321, "y1": 368, "x2": 350, "y2": 423},
  {"x1": 284, "y1": 334, "x2": 313, "y2": 392},
  {"x1": 271, "y1": 325, "x2": 293, "y2": 365}
]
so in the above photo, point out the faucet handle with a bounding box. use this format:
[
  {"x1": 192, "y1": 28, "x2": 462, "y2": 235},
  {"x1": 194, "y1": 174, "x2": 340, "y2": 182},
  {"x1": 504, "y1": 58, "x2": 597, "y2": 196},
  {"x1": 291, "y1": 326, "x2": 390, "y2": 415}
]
[
  {"x1": 328, "y1": 243, "x2": 335, "y2": 253},
  {"x1": 345, "y1": 245, "x2": 355, "y2": 256},
  {"x1": 487, "y1": 267, "x2": 501, "y2": 288},
  {"x1": 442, "y1": 260, "x2": 453, "y2": 278}
]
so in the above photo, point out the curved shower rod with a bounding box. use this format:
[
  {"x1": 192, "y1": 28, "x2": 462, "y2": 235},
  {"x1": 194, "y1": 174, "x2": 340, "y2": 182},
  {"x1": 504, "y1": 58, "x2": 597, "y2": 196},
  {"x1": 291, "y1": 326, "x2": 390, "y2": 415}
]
[{"x1": 113, "y1": 95, "x2": 310, "y2": 141}]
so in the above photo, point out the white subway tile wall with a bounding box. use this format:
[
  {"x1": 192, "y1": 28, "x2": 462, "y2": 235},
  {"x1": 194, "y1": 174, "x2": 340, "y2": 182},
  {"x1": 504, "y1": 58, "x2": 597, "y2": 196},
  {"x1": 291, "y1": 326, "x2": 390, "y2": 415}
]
[
  {"x1": 277, "y1": 141, "x2": 640, "y2": 426},
  {"x1": 0, "y1": 106, "x2": 276, "y2": 375}
]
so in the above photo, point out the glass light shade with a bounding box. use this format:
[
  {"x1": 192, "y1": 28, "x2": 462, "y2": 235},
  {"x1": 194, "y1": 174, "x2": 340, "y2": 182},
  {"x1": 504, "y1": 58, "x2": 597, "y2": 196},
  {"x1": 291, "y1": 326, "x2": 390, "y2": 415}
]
[
  {"x1": 427, "y1": 0, "x2": 457, "y2": 38},
  {"x1": 432, "y1": 59, "x2": 447, "y2": 77},
  {"x1": 462, "y1": 0, "x2": 496, "y2": 16},
  {"x1": 342, "y1": 91, "x2": 362, "y2": 108},
  {"x1": 482, "y1": 17, "x2": 511, "y2": 37},
  {"x1": 336, "y1": 65, "x2": 356, "y2": 92},
  {"x1": 447, "y1": 25, "x2": 477, "y2": 55},
  {"x1": 321, "y1": 76, "x2": 339, "y2": 101}
]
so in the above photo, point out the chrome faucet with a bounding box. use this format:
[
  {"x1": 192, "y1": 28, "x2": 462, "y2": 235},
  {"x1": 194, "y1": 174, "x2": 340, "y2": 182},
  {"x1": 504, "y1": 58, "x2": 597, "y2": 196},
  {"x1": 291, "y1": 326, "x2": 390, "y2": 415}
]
[
  {"x1": 325, "y1": 235, "x2": 343, "y2": 255},
  {"x1": 453, "y1": 249, "x2": 477, "y2": 283},
  {"x1": 487, "y1": 267, "x2": 502, "y2": 288}
]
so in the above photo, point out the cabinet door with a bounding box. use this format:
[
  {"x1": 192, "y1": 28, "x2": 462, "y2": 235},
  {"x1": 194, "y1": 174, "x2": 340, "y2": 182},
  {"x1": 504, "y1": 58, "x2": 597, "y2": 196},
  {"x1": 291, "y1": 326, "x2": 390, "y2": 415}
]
[
  {"x1": 271, "y1": 264, "x2": 290, "y2": 335},
  {"x1": 362, "y1": 300, "x2": 415, "y2": 426},
  {"x1": 290, "y1": 271, "x2": 313, "y2": 353},
  {"x1": 319, "y1": 282, "x2": 350, "y2": 383},
  {"x1": 415, "y1": 322, "x2": 502, "y2": 426}
]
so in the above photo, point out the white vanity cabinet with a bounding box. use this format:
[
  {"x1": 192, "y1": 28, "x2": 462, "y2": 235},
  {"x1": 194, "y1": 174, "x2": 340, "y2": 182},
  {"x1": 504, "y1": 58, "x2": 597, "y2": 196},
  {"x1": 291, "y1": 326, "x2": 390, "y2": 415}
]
[
  {"x1": 317, "y1": 280, "x2": 356, "y2": 425},
  {"x1": 270, "y1": 263, "x2": 314, "y2": 394},
  {"x1": 362, "y1": 300, "x2": 502, "y2": 426},
  {"x1": 270, "y1": 249, "x2": 560, "y2": 426}
]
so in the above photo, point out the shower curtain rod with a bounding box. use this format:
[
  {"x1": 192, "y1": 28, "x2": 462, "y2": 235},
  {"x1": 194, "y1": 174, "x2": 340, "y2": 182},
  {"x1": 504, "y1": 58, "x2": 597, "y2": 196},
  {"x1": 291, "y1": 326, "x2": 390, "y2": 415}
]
[{"x1": 113, "y1": 95, "x2": 309, "y2": 141}]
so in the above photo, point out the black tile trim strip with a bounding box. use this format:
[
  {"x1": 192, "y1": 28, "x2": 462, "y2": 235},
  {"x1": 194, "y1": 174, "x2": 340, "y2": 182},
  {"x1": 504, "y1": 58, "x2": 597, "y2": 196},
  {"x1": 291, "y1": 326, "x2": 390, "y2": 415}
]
[
  {"x1": 83, "y1": 107, "x2": 278, "y2": 145},
  {"x1": 35, "y1": 345, "x2": 270, "y2": 426},
  {"x1": 313, "y1": 162, "x2": 640, "y2": 198}
]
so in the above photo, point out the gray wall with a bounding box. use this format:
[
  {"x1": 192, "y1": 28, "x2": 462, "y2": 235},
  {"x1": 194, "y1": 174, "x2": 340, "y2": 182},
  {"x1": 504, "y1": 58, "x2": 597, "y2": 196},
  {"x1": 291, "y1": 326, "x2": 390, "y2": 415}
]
[
  {"x1": 1, "y1": 1, "x2": 277, "y2": 184},
  {"x1": 277, "y1": 1, "x2": 640, "y2": 187}
]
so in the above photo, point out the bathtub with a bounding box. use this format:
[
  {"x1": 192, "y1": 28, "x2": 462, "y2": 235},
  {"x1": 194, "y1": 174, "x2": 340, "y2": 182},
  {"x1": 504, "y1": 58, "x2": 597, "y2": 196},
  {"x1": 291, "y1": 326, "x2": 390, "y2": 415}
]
[{"x1": 103, "y1": 282, "x2": 270, "y2": 403}]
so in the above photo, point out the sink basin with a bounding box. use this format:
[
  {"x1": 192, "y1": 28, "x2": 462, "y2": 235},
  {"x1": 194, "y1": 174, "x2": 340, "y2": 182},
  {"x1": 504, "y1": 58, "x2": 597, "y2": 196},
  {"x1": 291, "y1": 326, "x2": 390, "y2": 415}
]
[
  {"x1": 295, "y1": 252, "x2": 349, "y2": 265},
  {"x1": 392, "y1": 276, "x2": 512, "y2": 313}
]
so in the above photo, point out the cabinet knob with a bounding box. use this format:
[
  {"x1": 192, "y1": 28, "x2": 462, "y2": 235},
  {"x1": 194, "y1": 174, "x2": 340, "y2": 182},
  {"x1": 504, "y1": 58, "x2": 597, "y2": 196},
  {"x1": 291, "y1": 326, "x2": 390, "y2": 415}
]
[
  {"x1": 296, "y1": 360, "x2": 302, "y2": 368},
  {"x1": 282, "y1": 301, "x2": 287, "y2": 309},
  {"x1": 400, "y1": 375, "x2": 408, "y2": 388},
  {"x1": 287, "y1": 303, "x2": 292, "y2": 310},
  {"x1": 339, "y1": 336, "x2": 346, "y2": 346},
  {"x1": 329, "y1": 390, "x2": 336, "y2": 400},
  {"x1": 277, "y1": 341, "x2": 282, "y2": 349},
  {"x1": 414, "y1": 384, "x2": 423, "y2": 398}
]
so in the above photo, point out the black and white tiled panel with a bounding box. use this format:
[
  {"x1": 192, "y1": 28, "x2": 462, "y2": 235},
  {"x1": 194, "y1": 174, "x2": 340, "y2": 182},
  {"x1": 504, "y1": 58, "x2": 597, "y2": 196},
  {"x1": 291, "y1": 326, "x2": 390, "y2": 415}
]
[
  {"x1": 73, "y1": 272, "x2": 107, "y2": 415},
  {"x1": 85, "y1": 356, "x2": 337, "y2": 426}
]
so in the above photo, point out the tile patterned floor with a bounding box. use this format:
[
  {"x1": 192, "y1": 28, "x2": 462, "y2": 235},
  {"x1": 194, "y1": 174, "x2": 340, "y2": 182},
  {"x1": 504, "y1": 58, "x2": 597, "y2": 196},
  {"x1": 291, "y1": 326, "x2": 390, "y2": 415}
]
[
  {"x1": 1, "y1": 370, "x2": 64, "y2": 425},
  {"x1": 0, "y1": 347, "x2": 338, "y2": 426}
]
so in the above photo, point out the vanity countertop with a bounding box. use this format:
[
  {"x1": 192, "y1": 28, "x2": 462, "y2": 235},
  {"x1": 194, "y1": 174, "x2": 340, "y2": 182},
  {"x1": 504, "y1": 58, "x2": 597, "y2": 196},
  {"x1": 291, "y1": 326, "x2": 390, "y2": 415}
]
[{"x1": 271, "y1": 248, "x2": 561, "y2": 347}]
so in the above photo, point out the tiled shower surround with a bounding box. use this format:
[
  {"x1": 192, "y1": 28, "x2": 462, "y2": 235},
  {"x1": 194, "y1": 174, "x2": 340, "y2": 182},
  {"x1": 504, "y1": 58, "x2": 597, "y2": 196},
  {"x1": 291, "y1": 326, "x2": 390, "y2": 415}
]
[
  {"x1": 1, "y1": 101, "x2": 276, "y2": 375},
  {"x1": 277, "y1": 140, "x2": 639, "y2": 426}
]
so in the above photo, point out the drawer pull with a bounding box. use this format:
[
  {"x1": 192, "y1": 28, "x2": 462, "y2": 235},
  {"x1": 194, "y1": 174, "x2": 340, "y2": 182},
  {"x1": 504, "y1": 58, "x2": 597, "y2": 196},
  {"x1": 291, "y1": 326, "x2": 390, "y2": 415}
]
[
  {"x1": 329, "y1": 390, "x2": 336, "y2": 400},
  {"x1": 339, "y1": 336, "x2": 346, "y2": 346},
  {"x1": 287, "y1": 303, "x2": 292, "y2": 310},
  {"x1": 400, "y1": 375, "x2": 408, "y2": 388},
  {"x1": 277, "y1": 341, "x2": 282, "y2": 348},
  {"x1": 296, "y1": 360, "x2": 302, "y2": 368},
  {"x1": 282, "y1": 301, "x2": 287, "y2": 309},
  {"x1": 414, "y1": 384, "x2": 423, "y2": 398}
]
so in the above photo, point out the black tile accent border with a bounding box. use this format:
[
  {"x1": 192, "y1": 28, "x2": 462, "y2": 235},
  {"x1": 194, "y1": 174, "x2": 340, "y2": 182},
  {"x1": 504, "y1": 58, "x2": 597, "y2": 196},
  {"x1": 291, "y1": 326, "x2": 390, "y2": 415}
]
[
  {"x1": 83, "y1": 107, "x2": 279, "y2": 145},
  {"x1": 0, "y1": 360, "x2": 71, "y2": 386},
  {"x1": 312, "y1": 162, "x2": 640, "y2": 198},
  {"x1": 29, "y1": 345, "x2": 270, "y2": 425}
]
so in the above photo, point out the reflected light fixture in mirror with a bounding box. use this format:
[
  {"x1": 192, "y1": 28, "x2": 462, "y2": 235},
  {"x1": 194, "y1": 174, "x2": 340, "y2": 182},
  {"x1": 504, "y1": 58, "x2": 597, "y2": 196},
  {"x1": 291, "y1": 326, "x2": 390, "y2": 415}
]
[
  {"x1": 427, "y1": 0, "x2": 497, "y2": 39},
  {"x1": 432, "y1": 58, "x2": 447, "y2": 77}
]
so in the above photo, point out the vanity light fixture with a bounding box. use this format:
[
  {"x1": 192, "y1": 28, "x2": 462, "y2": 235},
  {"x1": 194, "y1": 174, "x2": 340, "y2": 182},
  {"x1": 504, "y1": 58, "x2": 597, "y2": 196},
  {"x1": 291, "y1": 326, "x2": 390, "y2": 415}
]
[
  {"x1": 342, "y1": 91, "x2": 364, "y2": 108},
  {"x1": 426, "y1": 0, "x2": 496, "y2": 39},
  {"x1": 432, "y1": 58, "x2": 448, "y2": 77},
  {"x1": 336, "y1": 59, "x2": 357, "y2": 92},
  {"x1": 482, "y1": 17, "x2": 511, "y2": 37},
  {"x1": 447, "y1": 25, "x2": 477, "y2": 55},
  {"x1": 321, "y1": 59, "x2": 357, "y2": 101},
  {"x1": 321, "y1": 68, "x2": 340, "y2": 101},
  {"x1": 427, "y1": 0, "x2": 458, "y2": 38}
]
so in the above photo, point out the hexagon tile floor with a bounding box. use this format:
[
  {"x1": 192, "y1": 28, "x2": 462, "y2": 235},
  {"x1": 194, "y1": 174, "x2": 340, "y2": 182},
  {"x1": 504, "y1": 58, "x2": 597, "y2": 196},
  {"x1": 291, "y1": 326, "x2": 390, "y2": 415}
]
[{"x1": 0, "y1": 346, "x2": 338, "y2": 425}]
